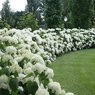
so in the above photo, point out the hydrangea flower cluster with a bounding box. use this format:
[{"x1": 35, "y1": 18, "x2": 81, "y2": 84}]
[
  {"x1": 31, "y1": 28, "x2": 95, "y2": 64},
  {"x1": 0, "y1": 28, "x2": 75, "y2": 95}
]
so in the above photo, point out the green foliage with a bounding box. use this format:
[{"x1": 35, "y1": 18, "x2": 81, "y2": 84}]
[
  {"x1": 45, "y1": 0, "x2": 63, "y2": 28},
  {"x1": 48, "y1": 89, "x2": 55, "y2": 95},
  {"x1": 9, "y1": 77, "x2": 19, "y2": 91},
  {"x1": 17, "y1": 12, "x2": 39, "y2": 30},
  {"x1": 0, "y1": 20, "x2": 4, "y2": 28},
  {"x1": 0, "y1": 0, "x2": 11, "y2": 25},
  {"x1": 70, "y1": 0, "x2": 94, "y2": 29},
  {"x1": 27, "y1": 0, "x2": 39, "y2": 14},
  {"x1": 0, "y1": 19, "x2": 10, "y2": 29},
  {"x1": 26, "y1": 81, "x2": 38, "y2": 95},
  {"x1": 62, "y1": 0, "x2": 73, "y2": 28},
  {"x1": 0, "y1": 89, "x2": 10, "y2": 95},
  {"x1": 26, "y1": 0, "x2": 44, "y2": 28},
  {"x1": 10, "y1": 11, "x2": 25, "y2": 28}
]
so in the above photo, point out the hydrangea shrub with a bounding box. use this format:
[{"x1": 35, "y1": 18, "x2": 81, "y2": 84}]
[{"x1": 0, "y1": 28, "x2": 76, "y2": 95}]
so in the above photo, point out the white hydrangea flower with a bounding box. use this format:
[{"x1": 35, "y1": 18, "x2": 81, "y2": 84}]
[
  {"x1": 24, "y1": 62, "x2": 33, "y2": 69},
  {"x1": 46, "y1": 60, "x2": 52, "y2": 64},
  {"x1": 2, "y1": 54, "x2": 13, "y2": 62},
  {"x1": 15, "y1": 56, "x2": 23, "y2": 62},
  {"x1": 0, "y1": 83, "x2": 10, "y2": 90},
  {"x1": 0, "y1": 75, "x2": 9, "y2": 89},
  {"x1": 18, "y1": 74, "x2": 26, "y2": 81},
  {"x1": 18, "y1": 86, "x2": 24, "y2": 91},
  {"x1": 66, "y1": 92, "x2": 74, "y2": 95},
  {"x1": 59, "y1": 89, "x2": 66, "y2": 95},
  {"x1": 6, "y1": 46, "x2": 17, "y2": 54},
  {"x1": 0, "y1": 66, "x2": 2, "y2": 70},
  {"x1": 31, "y1": 41, "x2": 41, "y2": 51},
  {"x1": 33, "y1": 35, "x2": 43, "y2": 44},
  {"x1": 18, "y1": 48, "x2": 31, "y2": 54},
  {"x1": 48, "y1": 29, "x2": 55, "y2": 32},
  {"x1": 48, "y1": 82, "x2": 61, "y2": 95},
  {"x1": 30, "y1": 54, "x2": 45, "y2": 65},
  {"x1": 10, "y1": 37, "x2": 18, "y2": 44},
  {"x1": 35, "y1": 87, "x2": 49, "y2": 95},
  {"x1": 32, "y1": 63, "x2": 46, "y2": 74},
  {"x1": 2, "y1": 36, "x2": 11, "y2": 42},
  {"x1": 23, "y1": 76, "x2": 34, "y2": 83},
  {"x1": 18, "y1": 44, "x2": 31, "y2": 50},
  {"x1": 35, "y1": 76, "x2": 40, "y2": 85},
  {"x1": 0, "y1": 50, "x2": 4, "y2": 56},
  {"x1": 0, "y1": 75, "x2": 8, "y2": 83},
  {"x1": 22, "y1": 52, "x2": 33, "y2": 60},
  {"x1": 23, "y1": 67, "x2": 32, "y2": 75},
  {"x1": 0, "y1": 36, "x2": 3, "y2": 41},
  {"x1": 45, "y1": 68, "x2": 54, "y2": 79},
  {"x1": 56, "y1": 28, "x2": 61, "y2": 31},
  {"x1": 9, "y1": 63, "x2": 22, "y2": 73},
  {"x1": 11, "y1": 75, "x2": 15, "y2": 78}
]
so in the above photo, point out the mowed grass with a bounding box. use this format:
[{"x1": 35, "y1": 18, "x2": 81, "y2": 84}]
[{"x1": 51, "y1": 49, "x2": 95, "y2": 95}]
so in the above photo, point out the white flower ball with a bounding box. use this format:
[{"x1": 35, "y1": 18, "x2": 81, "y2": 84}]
[
  {"x1": 6, "y1": 46, "x2": 17, "y2": 54},
  {"x1": 18, "y1": 86, "x2": 24, "y2": 91},
  {"x1": 32, "y1": 63, "x2": 46, "y2": 74},
  {"x1": 59, "y1": 89, "x2": 66, "y2": 95},
  {"x1": 45, "y1": 68, "x2": 54, "y2": 79},
  {"x1": 48, "y1": 82, "x2": 61, "y2": 95},
  {"x1": 66, "y1": 92, "x2": 74, "y2": 95},
  {"x1": 35, "y1": 87, "x2": 49, "y2": 95}
]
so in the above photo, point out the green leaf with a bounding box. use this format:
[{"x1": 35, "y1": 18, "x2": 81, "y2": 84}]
[
  {"x1": 11, "y1": 91, "x2": 19, "y2": 95},
  {"x1": 13, "y1": 71, "x2": 18, "y2": 77},
  {"x1": 9, "y1": 77, "x2": 18, "y2": 91},
  {"x1": 18, "y1": 58, "x2": 24, "y2": 68},
  {"x1": 24, "y1": 73, "x2": 33, "y2": 79},
  {"x1": 42, "y1": 78, "x2": 49, "y2": 87},
  {"x1": 48, "y1": 89, "x2": 55, "y2": 95},
  {"x1": 26, "y1": 80, "x2": 38, "y2": 95},
  {"x1": 0, "y1": 67, "x2": 10, "y2": 76},
  {"x1": 0, "y1": 69, "x2": 3, "y2": 76},
  {"x1": 3, "y1": 68, "x2": 10, "y2": 76},
  {"x1": 39, "y1": 72, "x2": 46, "y2": 81},
  {"x1": 0, "y1": 89, "x2": 10, "y2": 95}
]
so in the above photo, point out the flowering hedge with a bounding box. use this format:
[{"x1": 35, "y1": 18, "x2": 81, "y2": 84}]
[
  {"x1": 0, "y1": 28, "x2": 76, "y2": 95},
  {"x1": 31, "y1": 28, "x2": 95, "y2": 64},
  {"x1": 0, "y1": 28, "x2": 95, "y2": 95}
]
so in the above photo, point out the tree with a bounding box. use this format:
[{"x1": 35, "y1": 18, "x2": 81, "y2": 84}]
[
  {"x1": 0, "y1": 0, "x2": 11, "y2": 25},
  {"x1": 70, "y1": 0, "x2": 94, "y2": 29},
  {"x1": 12, "y1": 11, "x2": 25, "y2": 28},
  {"x1": 44, "y1": 0, "x2": 63, "y2": 28},
  {"x1": 26, "y1": 0, "x2": 44, "y2": 28},
  {"x1": 0, "y1": 19, "x2": 10, "y2": 29},
  {"x1": 27, "y1": 0, "x2": 39, "y2": 14},
  {"x1": 62, "y1": 0, "x2": 72, "y2": 28},
  {"x1": 17, "y1": 12, "x2": 39, "y2": 30}
]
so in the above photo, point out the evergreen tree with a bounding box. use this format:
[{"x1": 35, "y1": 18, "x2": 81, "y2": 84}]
[
  {"x1": 62, "y1": 0, "x2": 72, "y2": 28},
  {"x1": 0, "y1": 0, "x2": 11, "y2": 25},
  {"x1": 71, "y1": 0, "x2": 94, "y2": 29},
  {"x1": 27, "y1": 0, "x2": 39, "y2": 14},
  {"x1": 17, "y1": 12, "x2": 39, "y2": 30},
  {"x1": 12, "y1": 11, "x2": 25, "y2": 28},
  {"x1": 0, "y1": 19, "x2": 10, "y2": 29},
  {"x1": 45, "y1": 0, "x2": 63, "y2": 28},
  {"x1": 26, "y1": 0, "x2": 44, "y2": 28}
]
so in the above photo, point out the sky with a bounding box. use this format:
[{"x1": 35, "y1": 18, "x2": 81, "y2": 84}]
[{"x1": 0, "y1": 0, "x2": 27, "y2": 12}]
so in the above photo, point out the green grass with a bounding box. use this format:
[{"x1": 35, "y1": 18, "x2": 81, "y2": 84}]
[{"x1": 51, "y1": 49, "x2": 95, "y2": 95}]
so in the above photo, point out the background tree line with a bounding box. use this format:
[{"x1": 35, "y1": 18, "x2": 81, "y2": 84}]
[{"x1": 0, "y1": 0, "x2": 95, "y2": 30}]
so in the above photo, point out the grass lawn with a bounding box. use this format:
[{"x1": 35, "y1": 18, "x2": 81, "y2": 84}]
[{"x1": 51, "y1": 49, "x2": 95, "y2": 95}]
